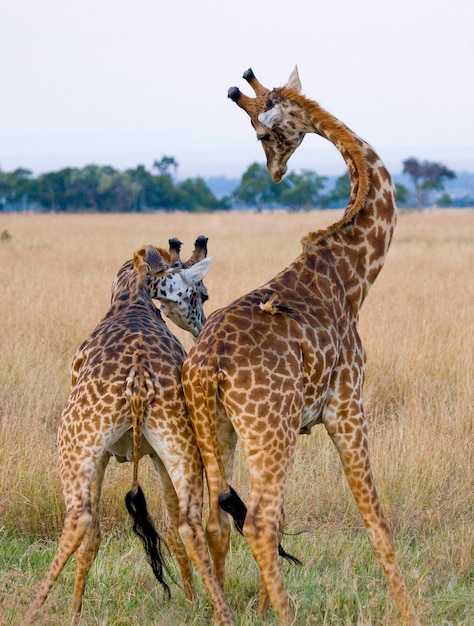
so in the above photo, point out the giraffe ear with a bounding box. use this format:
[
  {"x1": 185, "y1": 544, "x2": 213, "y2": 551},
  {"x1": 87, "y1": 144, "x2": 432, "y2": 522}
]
[
  {"x1": 258, "y1": 107, "x2": 284, "y2": 129},
  {"x1": 138, "y1": 245, "x2": 171, "y2": 276},
  {"x1": 181, "y1": 256, "x2": 213, "y2": 283},
  {"x1": 287, "y1": 65, "x2": 302, "y2": 92}
]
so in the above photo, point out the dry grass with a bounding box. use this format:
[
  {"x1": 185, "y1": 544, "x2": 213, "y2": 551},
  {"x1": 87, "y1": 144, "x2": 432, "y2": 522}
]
[{"x1": 0, "y1": 208, "x2": 473, "y2": 624}]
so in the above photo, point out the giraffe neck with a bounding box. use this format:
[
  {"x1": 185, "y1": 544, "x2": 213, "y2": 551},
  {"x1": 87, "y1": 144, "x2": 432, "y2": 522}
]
[
  {"x1": 284, "y1": 89, "x2": 397, "y2": 315},
  {"x1": 108, "y1": 264, "x2": 155, "y2": 319}
]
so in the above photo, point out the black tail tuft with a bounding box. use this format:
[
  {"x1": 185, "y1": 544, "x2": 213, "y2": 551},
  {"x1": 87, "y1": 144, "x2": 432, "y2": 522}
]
[
  {"x1": 125, "y1": 484, "x2": 171, "y2": 599},
  {"x1": 278, "y1": 543, "x2": 302, "y2": 566},
  {"x1": 218, "y1": 486, "x2": 247, "y2": 535},
  {"x1": 218, "y1": 485, "x2": 301, "y2": 567}
]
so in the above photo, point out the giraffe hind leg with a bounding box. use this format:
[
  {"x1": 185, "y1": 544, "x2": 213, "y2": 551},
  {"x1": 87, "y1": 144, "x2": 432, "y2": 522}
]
[
  {"x1": 329, "y1": 422, "x2": 420, "y2": 626},
  {"x1": 242, "y1": 495, "x2": 292, "y2": 623},
  {"x1": 69, "y1": 452, "x2": 110, "y2": 618},
  {"x1": 23, "y1": 503, "x2": 92, "y2": 624},
  {"x1": 178, "y1": 508, "x2": 236, "y2": 626},
  {"x1": 150, "y1": 453, "x2": 195, "y2": 600},
  {"x1": 219, "y1": 485, "x2": 301, "y2": 623}
]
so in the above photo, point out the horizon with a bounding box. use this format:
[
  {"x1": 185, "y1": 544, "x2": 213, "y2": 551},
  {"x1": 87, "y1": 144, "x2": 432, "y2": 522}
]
[{"x1": 1, "y1": 134, "x2": 473, "y2": 180}]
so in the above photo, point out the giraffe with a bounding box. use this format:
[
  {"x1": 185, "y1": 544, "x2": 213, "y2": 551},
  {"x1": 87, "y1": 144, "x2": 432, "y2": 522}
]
[
  {"x1": 24, "y1": 237, "x2": 228, "y2": 624},
  {"x1": 181, "y1": 67, "x2": 420, "y2": 625}
]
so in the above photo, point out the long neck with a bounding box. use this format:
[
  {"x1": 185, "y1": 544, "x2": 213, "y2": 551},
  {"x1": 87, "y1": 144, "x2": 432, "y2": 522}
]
[
  {"x1": 109, "y1": 263, "x2": 152, "y2": 312},
  {"x1": 287, "y1": 91, "x2": 397, "y2": 314}
]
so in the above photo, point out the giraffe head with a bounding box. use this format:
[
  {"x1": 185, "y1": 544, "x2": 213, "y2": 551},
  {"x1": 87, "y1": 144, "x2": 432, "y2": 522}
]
[
  {"x1": 113, "y1": 236, "x2": 212, "y2": 337},
  {"x1": 154, "y1": 235, "x2": 211, "y2": 335},
  {"x1": 228, "y1": 66, "x2": 307, "y2": 182}
]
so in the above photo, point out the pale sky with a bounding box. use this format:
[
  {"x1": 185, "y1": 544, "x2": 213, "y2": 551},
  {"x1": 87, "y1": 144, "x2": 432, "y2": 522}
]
[{"x1": 1, "y1": 0, "x2": 473, "y2": 179}]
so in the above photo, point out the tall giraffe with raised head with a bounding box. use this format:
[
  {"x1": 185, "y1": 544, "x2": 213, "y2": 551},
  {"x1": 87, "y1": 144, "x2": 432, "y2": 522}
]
[
  {"x1": 182, "y1": 68, "x2": 420, "y2": 625},
  {"x1": 24, "y1": 237, "x2": 232, "y2": 624}
]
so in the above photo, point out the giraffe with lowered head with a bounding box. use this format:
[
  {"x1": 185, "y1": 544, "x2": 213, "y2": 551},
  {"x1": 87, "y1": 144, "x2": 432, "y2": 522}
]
[
  {"x1": 24, "y1": 237, "x2": 233, "y2": 624},
  {"x1": 181, "y1": 67, "x2": 420, "y2": 625}
]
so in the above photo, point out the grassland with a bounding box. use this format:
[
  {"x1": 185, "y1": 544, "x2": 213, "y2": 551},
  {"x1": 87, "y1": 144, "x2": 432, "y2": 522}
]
[{"x1": 0, "y1": 209, "x2": 472, "y2": 625}]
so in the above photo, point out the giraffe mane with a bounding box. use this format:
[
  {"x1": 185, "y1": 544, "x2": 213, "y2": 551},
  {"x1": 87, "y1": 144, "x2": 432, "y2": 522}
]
[
  {"x1": 132, "y1": 249, "x2": 150, "y2": 289},
  {"x1": 155, "y1": 247, "x2": 173, "y2": 264},
  {"x1": 277, "y1": 87, "x2": 371, "y2": 250},
  {"x1": 132, "y1": 246, "x2": 171, "y2": 295}
]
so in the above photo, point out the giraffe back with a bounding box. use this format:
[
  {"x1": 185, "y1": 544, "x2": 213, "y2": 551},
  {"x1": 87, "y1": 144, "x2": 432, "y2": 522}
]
[{"x1": 65, "y1": 246, "x2": 192, "y2": 464}]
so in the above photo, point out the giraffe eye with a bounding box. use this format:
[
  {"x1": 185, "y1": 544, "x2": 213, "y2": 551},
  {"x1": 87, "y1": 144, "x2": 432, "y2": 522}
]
[{"x1": 258, "y1": 133, "x2": 271, "y2": 142}]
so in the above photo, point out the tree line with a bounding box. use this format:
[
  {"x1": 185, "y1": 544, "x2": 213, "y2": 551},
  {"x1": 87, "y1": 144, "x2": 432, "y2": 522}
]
[
  {"x1": 0, "y1": 157, "x2": 226, "y2": 213},
  {"x1": 0, "y1": 155, "x2": 458, "y2": 212}
]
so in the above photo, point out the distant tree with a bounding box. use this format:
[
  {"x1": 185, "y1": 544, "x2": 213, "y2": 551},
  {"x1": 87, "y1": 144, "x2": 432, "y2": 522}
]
[
  {"x1": 34, "y1": 168, "x2": 76, "y2": 211},
  {"x1": 395, "y1": 183, "x2": 409, "y2": 206},
  {"x1": 178, "y1": 177, "x2": 224, "y2": 212},
  {"x1": 436, "y1": 193, "x2": 453, "y2": 208},
  {"x1": 0, "y1": 168, "x2": 35, "y2": 209},
  {"x1": 279, "y1": 169, "x2": 327, "y2": 210},
  {"x1": 402, "y1": 158, "x2": 456, "y2": 208},
  {"x1": 153, "y1": 156, "x2": 179, "y2": 178},
  {"x1": 68, "y1": 165, "x2": 112, "y2": 210},
  {"x1": 145, "y1": 171, "x2": 180, "y2": 209},
  {"x1": 125, "y1": 165, "x2": 150, "y2": 210},
  {"x1": 232, "y1": 162, "x2": 285, "y2": 209},
  {"x1": 97, "y1": 170, "x2": 141, "y2": 212},
  {"x1": 329, "y1": 172, "x2": 351, "y2": 207}
]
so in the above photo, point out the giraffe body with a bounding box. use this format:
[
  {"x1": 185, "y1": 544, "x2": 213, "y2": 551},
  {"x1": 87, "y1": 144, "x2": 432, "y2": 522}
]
[
  {"x1": 25, "y1": 239, "x2": 232, "y2": 624},
  {"x1": 182, "y1": 68, "x2": 419, "y2": 625}
]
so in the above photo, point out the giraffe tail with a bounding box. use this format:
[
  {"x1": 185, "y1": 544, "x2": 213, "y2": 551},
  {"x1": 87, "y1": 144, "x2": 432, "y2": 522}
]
[
  {"x1": 125, "y1": 486, "x2": 171, "y2": 598},
  {"x1": 124, "y1": 365, "x2": 172, "y2": 598},
  {"x1": 218, "y1": 486, "x2": 302, "y2": 567}
]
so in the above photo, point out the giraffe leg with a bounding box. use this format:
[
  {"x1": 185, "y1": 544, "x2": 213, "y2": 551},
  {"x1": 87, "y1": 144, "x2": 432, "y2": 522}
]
[
  {"x1": 206, "y1": 465, "x2": 232, "y2": 588},
  {"x1": 243, "y1": 485, "x2": 292, "y2": 624},
  {"x1": 327, "y1": 417, "x2": 420, "y2": 626},
  {"x1": 178, "y1": 475, "x2": 235, "y2": 626},
  {"x1": 23, "y1": 467, "x2": 97, "y2": 623},
  {"x1": 256, "y1": 503, "x2": 286, "y2": 618},
  {"x1": 257, "y1": 576, "x2": 270, "y2": 619},
  {"x1": 150, "y1": 452, "x2": 194, "y2": 601},
  {"x1": 237, "y1": 426, "x2": 298, "y2": 626},
  {"x1": 205, "y1": 417, "x2": 237, "y2": 589},
  {"x1": 69, "y1": 452, "x2": 110, "y2": 619},
  {"x1": 144, "y1": 416, "x2": 234, "y2": 625}
]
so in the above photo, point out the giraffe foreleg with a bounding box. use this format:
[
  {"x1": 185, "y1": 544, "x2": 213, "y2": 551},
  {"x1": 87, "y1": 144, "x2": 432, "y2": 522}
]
[{"x1": 328, "y1": 419, "x2": 420, "y2": 626}]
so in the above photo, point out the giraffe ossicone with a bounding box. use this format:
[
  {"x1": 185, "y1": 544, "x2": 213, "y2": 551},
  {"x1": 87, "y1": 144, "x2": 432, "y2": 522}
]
[{"x1": 182, "y1": 67, "x2": 420, "y2": 626}]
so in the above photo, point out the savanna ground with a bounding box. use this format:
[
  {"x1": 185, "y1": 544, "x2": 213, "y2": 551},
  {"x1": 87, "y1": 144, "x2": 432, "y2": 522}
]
[{"x1": 0, "y1": 209, "x2": 472, "y2": 625}]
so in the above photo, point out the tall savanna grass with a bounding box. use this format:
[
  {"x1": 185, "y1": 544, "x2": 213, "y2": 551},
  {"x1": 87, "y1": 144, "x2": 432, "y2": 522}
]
[{"x1": 0, "y1": 209, "x2": 472, "y2": 625}]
